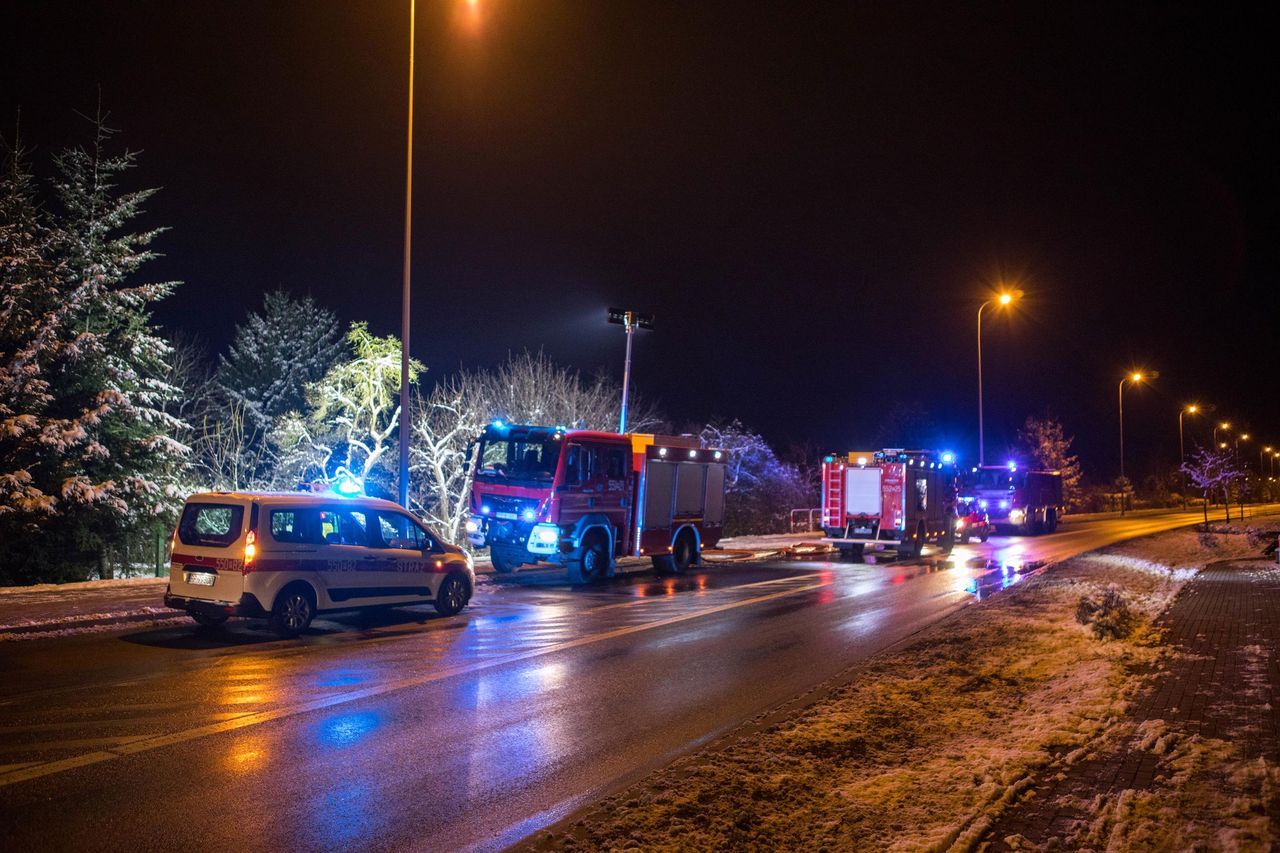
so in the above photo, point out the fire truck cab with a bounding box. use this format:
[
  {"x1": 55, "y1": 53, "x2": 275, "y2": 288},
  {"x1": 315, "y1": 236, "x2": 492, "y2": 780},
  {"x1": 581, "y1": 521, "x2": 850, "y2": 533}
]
[
  {"x1": 963, "y1": 464, "x2": 1064, "y2": 534},
  {"x1": 821, "y1": 449, "x2": 958, "y2": 560},
  {"x1": 466, "y1": 423, "x2": 727, "y2": 584}
]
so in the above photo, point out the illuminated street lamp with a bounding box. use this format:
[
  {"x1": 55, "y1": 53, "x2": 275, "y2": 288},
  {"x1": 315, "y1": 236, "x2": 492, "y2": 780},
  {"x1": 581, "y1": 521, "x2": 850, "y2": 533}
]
[
  {"x1": 977, "y1": 289, "x2": 1021, "y2": 466},
  {"x1": 1263, "y1": 445, "x2": 1272, "y2": 474},
  {"x1": 1179, "y1": 404, "x2": 1200, "y2": 506},
  {"x1": 1214, "y1": 421, "x2": 1230, "y2": 447},
  {"x1": 1117, "y1": 371, "x2": 1150, "y2": 483}
]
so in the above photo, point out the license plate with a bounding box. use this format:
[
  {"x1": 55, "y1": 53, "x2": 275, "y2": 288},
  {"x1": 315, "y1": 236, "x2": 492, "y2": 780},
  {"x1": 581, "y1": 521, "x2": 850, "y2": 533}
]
[
  {"x1": 853, "y1": 527, "x2": 872, "y2": 535},
  {"x1": 495, "y1": 511, "x2": 518, "y2": 520},
  {"x1": 185, "y1": 571, "x2": 217, "y2": 587}
]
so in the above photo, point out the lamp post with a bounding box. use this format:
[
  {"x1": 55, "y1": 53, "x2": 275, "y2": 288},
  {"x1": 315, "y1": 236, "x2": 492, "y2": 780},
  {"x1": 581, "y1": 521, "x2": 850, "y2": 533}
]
[
  {"x1": 607, "y1": 308, "x2": 654, "y2": 432},
  {"x1": 1118, "y1": 372, "x2": 1146, "y2": 482},
  {"x1": 396, "y1": 0, "x2": 418, "y2": 509},
  {"x1": 977, "y1": 290, "x2": 1020, "y2": 466},
  {"x1": 1179, "y1": 404, "x2": 1199, "y2": 507}
]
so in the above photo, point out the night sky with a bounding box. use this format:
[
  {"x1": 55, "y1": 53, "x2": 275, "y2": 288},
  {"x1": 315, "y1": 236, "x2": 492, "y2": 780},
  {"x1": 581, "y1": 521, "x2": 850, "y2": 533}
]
[{"x1": 4, "y1": 2, "x2": 1275, "y2": 481}]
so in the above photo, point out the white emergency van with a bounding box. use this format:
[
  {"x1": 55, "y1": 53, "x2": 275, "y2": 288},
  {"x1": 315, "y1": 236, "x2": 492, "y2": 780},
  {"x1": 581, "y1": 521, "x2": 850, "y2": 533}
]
[{"x1": 163, "y1": 491, "x2": 474, "y2": 635}]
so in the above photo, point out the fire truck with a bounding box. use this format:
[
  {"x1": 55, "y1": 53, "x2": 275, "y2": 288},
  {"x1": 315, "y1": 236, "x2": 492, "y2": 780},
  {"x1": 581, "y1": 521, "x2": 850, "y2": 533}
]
[
  {"x1": 466, "y1": 423, "x2": 727, "y2": 584},
  {"x1": 821, "y1": 449, "x2": 958, "y2": 560},
  {"x1": 962, "y1": 464, "x2": 1064, "y2": 534}
]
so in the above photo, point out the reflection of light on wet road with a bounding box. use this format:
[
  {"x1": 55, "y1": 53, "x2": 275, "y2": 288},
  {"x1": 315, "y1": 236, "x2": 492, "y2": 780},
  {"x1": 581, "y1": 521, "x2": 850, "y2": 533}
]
[{"x1": 318, "y1": 711, "x2": 384, "y2": 749}]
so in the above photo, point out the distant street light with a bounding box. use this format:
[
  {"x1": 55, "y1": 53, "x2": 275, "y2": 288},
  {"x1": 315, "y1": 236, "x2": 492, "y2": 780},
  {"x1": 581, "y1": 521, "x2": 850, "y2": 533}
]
[
  {"x1": 1214, "y1": 421, "x2": 1230, "y2": 447},
  {"x1": 977, "y1": 289, "x2": 1021, "y2": 466},
  {"x1": 1263, "y1": 445, "x2": 1272, "y2": 474},
  {"x1": 1118, "y1": 371, "x2": 1154, "y2": 485},
  {"x1": 607, "y1": 308, "x2": 654, "y2": 432},
  {"x1": 1179, "y1": 404, "x2": 1200, "y2": 506}
]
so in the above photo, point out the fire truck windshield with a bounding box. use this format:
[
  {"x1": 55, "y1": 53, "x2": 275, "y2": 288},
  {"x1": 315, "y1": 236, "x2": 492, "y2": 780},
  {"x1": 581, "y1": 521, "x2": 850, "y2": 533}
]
[
  {"x1": 476, "y1": 435, "x2": 563, "y2": 484},
  {"x1": 971, "y1": 469, "x2": 1027, "y2": 489}
]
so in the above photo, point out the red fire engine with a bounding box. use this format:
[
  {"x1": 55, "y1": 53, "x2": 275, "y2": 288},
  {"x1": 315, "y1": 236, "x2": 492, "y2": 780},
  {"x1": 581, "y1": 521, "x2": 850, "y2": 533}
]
[
  {"x1": 466, "y1": 423, "x2": 727, "y2": 584},
  {"x1": 961, "y1": 464, "x2": 1064, "y2": 534},
  {"x1": 821, "y1": 449, "x2": 958, "y2": 559}
]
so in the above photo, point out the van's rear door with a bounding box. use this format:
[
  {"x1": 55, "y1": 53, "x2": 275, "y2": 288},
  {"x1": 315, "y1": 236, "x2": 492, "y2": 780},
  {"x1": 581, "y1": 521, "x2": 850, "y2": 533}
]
[{"x1": 169, "y1": 499, "x2": 250, "y2": 603}]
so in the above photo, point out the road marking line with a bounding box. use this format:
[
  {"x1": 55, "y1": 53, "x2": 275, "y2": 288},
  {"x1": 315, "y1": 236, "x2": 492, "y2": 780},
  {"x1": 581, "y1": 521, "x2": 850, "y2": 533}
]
[
  {"x1": 0, "y1": 735, "x2": 149, "y2": 754},
  {"x1": 0, "y1": 578, "x2": 831, "y2": 788}
]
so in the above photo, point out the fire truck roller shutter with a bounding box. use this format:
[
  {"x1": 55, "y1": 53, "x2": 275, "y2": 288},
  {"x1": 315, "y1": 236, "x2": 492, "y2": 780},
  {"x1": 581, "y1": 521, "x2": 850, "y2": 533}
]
[
  {"x1": 643, "y1": 460, "x2": 675, "y2": 529},
  {"x1": 675, "y1": 463, "x2": 707, "y2": 518},
  {"x1": 845, "y1": 467, "x2": 882, "y2": 516},
  {"x1": 704, "y1": 464, "x2": 726, "y2": 526}
]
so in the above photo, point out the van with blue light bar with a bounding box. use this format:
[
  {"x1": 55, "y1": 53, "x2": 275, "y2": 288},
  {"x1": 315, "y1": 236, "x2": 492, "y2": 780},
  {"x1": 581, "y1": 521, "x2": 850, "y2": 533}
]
[
  {"x1": 820, "y1": 448, "x2": 959, "y2": 560},
  {"x1": 467, "y1": 422, "x2": 727, "y2": 583},
  {"x1": 163, "y1": 485, "x2": 475, "y2": 636}
]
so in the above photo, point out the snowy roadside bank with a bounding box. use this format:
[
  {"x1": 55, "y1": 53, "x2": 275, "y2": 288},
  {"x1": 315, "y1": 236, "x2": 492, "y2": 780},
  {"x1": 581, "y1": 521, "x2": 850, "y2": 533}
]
[{"x1": 526, "y1": 527, "x2": 1269, "y2": 851}]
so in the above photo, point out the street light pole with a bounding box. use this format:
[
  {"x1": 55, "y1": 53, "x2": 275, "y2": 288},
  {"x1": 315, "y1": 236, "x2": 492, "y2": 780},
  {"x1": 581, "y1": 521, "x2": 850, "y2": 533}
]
[
  {"x1": 1179, "y1": 405, "x2": 1198, "y2": 508},
  {"x1": 397, "y1": 0, "x2": 416, "y2": 509},
  {"x1": 1118, "y1": 371, "x2": 1148, "y2": 512},
  {"x1": 977, "y1": 290, "x2": 1019, "y2": 467},
  {"x1": 607, "y1": 308, "x2": 654, "y2": 433}
]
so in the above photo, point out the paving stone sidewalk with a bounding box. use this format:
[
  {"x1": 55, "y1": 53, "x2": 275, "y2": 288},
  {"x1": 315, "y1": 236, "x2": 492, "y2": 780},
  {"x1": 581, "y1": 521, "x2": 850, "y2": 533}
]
[{"x1": 983, "y1": 558, "x2": 1280, "y2": 848}]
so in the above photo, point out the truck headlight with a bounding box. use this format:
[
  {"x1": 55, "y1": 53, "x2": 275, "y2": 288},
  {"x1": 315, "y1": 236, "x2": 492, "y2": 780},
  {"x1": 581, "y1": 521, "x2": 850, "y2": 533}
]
[
  {"x1": 533, "y1": 524, "x2": 559, "y2": 544},
  {"x1": 1009, "y1": 509, "x2": 1025, "y2": 524},
  {"x1": 465, "y1": 518, "x2": 480, "y2": 533}
]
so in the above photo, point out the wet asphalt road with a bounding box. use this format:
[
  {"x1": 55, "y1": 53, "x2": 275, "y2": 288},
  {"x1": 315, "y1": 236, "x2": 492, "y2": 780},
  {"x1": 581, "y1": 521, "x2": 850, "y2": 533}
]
[{"x1": 0, "y1": 508, "x2": 1268, "y2": 852}]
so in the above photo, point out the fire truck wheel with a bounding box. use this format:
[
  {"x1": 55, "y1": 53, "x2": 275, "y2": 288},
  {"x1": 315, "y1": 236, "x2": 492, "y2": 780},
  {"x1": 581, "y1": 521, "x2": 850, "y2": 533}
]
[
  {"x1": 897, "y1": 526, "x2": 924, "y2": 560},
  {"x1": 1046, "y1": 509, "x2": 1059, "y2": 533},
  {"x1": 490, "y1": 546, "x2": 519, "y2": 574},
  {"x1": 939, "y1": 531, "x2": 955, "y2": 555},
  {"x1": 979, "y1": 530, "x2": 990, "y2": 543},
  {"x1": 670, "y1": 533, "x2": 698, "y2": 574},
  {"x1": 568, "y1": 533, "x2": 610, "y2": 584},
  {"x1": 958, "y1": 532, "x2": 971, "y2": 545}
]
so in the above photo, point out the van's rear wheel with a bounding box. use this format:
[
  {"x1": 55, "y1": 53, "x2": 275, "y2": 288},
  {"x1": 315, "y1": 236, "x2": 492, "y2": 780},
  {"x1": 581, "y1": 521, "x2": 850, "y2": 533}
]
[
  {"x1": 568, "y1": 532, "x2": 610, "y2": 585},
  {"x1": 190, "y1": 611, "x2": 228, "y2": 628},
  {"x1": 269, "y1": 584, "x2": 315, "y2": 636},
  {"x1": 434, "y1": 573, "x2": 471, "y2": 616}
]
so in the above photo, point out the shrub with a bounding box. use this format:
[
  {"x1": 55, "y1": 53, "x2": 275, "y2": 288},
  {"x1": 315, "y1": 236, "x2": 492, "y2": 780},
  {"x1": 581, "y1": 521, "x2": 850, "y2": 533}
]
[
  {"x1": 1075, "y1": 586, "x2": 1141, "y2": 640},
  {"x1": 1197, "y1": 530, "x2": 1219, "y2": 550}
]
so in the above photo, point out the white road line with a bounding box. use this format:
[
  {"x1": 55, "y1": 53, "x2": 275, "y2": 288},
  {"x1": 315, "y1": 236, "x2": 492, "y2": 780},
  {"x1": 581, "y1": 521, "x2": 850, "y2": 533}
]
[{"x1": 0, "y1": 577, "x2": 832, "y2": 788}]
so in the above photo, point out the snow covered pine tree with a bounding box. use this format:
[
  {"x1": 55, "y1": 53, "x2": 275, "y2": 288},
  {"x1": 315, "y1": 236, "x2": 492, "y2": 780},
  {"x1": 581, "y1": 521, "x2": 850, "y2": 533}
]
[{"x1": 0, "y1": 118, "x2": 186, "y2": 583}]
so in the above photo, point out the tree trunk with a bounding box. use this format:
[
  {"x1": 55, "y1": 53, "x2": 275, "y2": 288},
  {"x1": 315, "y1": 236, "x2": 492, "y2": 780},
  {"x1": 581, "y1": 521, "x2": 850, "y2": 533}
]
[
  {"x1": 1202, "y1": 493, "x2": 1209, "y2": 529},
  {"x1": 98, "y1": 549, "x2": 113, "y2": 580},
  {"x1": 1223, "y1": 487, "x2": 1231, "y2": 523}
]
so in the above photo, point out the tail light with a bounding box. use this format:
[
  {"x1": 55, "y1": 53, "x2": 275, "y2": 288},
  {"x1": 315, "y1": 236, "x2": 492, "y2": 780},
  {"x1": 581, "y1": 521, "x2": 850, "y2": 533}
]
[{"x1": 243, "y1": 530, "x2": 257, "y2": 572}]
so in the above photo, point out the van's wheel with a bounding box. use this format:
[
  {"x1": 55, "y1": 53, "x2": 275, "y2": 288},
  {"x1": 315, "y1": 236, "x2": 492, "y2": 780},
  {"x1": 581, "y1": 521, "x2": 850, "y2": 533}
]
[
  {"x1": 434, "y1": 572, "x2": 471, "y2": 616},
  {"x1": 190, "y1": 611, "x2": 228, "y2": 628},
  {"x1": 269, "y1": 584, "x2": 315, "y2": 637},
  {"x1": 669, "y1": 532, "x2": 698, "y2": 574},
  {"x1": 568, "y1": 532, "x2": 610, "y2": 585},
  {"x1": 490, "y1": 546, "x2": 520, "y2": 574}
]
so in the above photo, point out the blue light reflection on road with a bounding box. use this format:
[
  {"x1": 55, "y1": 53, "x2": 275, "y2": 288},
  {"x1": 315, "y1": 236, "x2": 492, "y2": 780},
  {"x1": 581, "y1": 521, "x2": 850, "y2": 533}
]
[{"x1": 317, "y1": 710, "x2": 383, "y2": 749}]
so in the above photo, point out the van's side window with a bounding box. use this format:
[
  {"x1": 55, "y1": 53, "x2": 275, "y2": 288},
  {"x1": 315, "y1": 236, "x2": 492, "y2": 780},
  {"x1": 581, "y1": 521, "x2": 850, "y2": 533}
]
[
  {"x1": 375, "y1": 512, "x2": 431, "y2": 551},
  {"x1": 270, "y1": 509, "x2": 318, "y2": 544},
  {"x1": 319, "y1": 509, "x2": 369, "y2": 546}
]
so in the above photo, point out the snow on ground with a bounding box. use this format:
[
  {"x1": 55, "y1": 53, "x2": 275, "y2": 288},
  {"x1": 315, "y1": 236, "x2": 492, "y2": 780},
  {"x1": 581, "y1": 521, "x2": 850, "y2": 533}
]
[{"x1": 528, "y1": 527, "x2": 1267, "y2": 852}]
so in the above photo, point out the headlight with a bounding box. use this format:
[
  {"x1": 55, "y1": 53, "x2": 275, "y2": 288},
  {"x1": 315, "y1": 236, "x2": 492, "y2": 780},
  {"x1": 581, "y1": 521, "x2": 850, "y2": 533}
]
[
  {"x1": 465, "y1": 518, "x2": 480, "y2": 533},
  {"x1": 533, "y1": 524, "x2": 559, "y2": 544},
  {"x1": 1009, "y1": 509, "x2": 1025, "y2": 524},
  {"x1": 955, "y1": 519, "x2": 965, "y2": 530},
  {"x1": 999, "y1": 500, "x2": 1009, "y2": 509},
  {"x1": 978, "y1": 499, "x2": 988, "y2": 509}
]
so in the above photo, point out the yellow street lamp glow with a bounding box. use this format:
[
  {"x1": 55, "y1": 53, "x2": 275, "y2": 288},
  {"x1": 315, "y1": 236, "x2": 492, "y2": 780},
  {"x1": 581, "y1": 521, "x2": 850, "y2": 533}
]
[
  {"x1": 998, "y1": 293, "x2": 1013, "y2": 305},
  {"x1": 1221, "y1": 422, "x2": 1230, "y2": 429},
  {"x1": 1241, "y1": 433, "x2": 1250, "y2": 441},
  {"x1": 1186, "y1": 405, "x2": 1197, "y2": 414},
  {"x1": 1130, "y1": 372, "x2": 1143, "y2": 382},
  {"x1": 1220, "y1": 443, "x2": 1228, "y2": 449}
]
